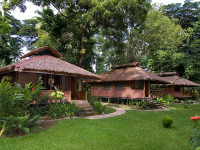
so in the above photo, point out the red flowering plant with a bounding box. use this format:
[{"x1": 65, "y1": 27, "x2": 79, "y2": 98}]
[{"x1": 189, "y1": 115, "x2": 200, "y2": 150}]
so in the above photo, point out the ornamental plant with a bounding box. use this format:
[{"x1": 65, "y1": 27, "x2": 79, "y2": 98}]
[
  {"x1": 162, "y1": 116, "x2": 173, "y2": 128},
  {"x1": 0, "y1": 78, "x2": 43, "y2": 137},
  {"x1": 189, "y1": 115, "x2": 200, "y2": 150},
  {"x1": 51, "y1": 86, "x2": 65, "y2": 100}
]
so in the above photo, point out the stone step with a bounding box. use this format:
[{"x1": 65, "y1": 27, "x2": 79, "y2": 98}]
[
  {"x1": 76, "y1": 104, "x2": 93, "y2": 108},
  {"x1": 74, "y1": 100, "x2": 90, "y2": 104},
  {"x1": 74, "y1": 100, "x2": 94, "y2": 112},
  {"x1": 75, "y1": 102, "x2": 91, "y2": 106}
]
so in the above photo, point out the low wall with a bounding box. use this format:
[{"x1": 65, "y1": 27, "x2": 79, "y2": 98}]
[{"x1": 91, "y1": 87, "x2": 144, "y2": 99}]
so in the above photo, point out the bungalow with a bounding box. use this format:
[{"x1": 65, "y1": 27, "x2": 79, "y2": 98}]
[
  {"x1": 156, "y1": 72, "x2": 200, "y2": 98},
  {"x1": 90, "y1": 62, "x2": 170, "y2": 99},
  {"x1": 0, "y1": 46, "x2": 99, "y2": 102}
]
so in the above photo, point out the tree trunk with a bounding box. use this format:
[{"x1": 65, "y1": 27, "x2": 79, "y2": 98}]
[{"x1": 78, "y1": 26, "x2": 86, "y2": 67}]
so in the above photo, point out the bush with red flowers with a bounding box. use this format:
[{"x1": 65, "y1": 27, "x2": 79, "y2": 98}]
[{"x1": 189, "y1": 115, "x2": 200, "y2": 150}]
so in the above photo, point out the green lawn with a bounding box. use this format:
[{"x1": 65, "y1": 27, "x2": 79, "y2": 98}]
[
  {"x1": 0, "y1": 104, "x2": 198, "y2": 150},
  {"x1": 104, "y1": 107, "x2": 116, "y2": 114}
]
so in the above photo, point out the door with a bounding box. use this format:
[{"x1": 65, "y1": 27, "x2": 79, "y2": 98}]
[{"x1": 145, "y1": 81, "x2": 149, "y2": 97}]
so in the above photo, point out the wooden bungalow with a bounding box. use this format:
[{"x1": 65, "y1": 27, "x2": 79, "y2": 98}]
[
  {"x1": 156, "y1": 72, "x2": 200, "y2": 98},
  {"x1": 0, "y1": 46, "x2": 99, "y2": 102},
  {"x1": 90, "y1": 63, "x2": 170, "y2": 99}
]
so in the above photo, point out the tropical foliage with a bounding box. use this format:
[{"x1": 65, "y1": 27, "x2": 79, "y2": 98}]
[
  {"x1": 49, "y1": 103, "x2": 79, "y2": 119},
  {"x1": 189, "y1": 116, "x2": 200, "y2": 150},
  {"x1": 0, "y1": 0, "x2": 199, "y2": 84},
  {"x1": 0, "y1": 78, "x2": 43, "y2": 136}
]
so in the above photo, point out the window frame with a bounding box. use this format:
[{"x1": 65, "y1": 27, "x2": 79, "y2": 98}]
[
  {"x1": 131, "y1": 80, "x2": 144, "y2": 90},
  {"x1": 104, "y1": 82, "x2": 110, "y2": 90},
  {"x1": 115, "y1": 82, "x2": 123, "y2": 90},
  {"x1": 174, "y1": 86, "x2": 180, "y2": 92}
]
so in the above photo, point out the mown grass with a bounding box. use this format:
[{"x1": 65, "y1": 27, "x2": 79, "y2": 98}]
[
  {"x1": 0, "y1": 103, "x2": 198, "y2": 150},
  {"x1": 104, "y1": 107, "x2": 116, "y2": 114}
]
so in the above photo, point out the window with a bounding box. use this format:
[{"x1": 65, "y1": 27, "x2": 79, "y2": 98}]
[
  {"x1": 42, "y1": 74, "x2": 51, "y2": 90},
  {"x1": 42, "y1": 74, "x2": 63, "y2": 90},
  {"x1": 131, "y1": 81, "x2": 144, "y2": 89},
  {"x1": 175, "y1": 86, "x2": 180, "y2": 92},
  {"x1": 115, "y1": 82, "x2": 123, "y2": 89},
  {"x1": 139, "y1": 81, "x2": 144, "y2": 89},
  {"x1": 104, "y1": 83, "x2": 110, "y2": 89}
]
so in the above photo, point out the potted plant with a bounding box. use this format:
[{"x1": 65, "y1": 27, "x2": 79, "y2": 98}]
[{"x1": 50, "y1": 86, "x2": 64, "y2": 103}]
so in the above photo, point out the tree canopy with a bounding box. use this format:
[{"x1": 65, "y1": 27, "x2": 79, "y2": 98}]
[{"x1": 0, "y1": 0, "x2": 199, "y2": 83}]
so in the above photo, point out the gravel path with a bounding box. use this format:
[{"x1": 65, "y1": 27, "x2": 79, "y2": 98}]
[{"x1": 85, "y1": 107, "x2": 126, "y2": 120}]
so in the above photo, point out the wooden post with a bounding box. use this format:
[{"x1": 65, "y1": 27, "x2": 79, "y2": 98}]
[
  {"x1": 50, "y1": 74, "x2": 53, "y2": 90},
  {"x1": 156, "y1": 82, "x2": 158, "y2": 98},
  {"x1": 77, "y1": 79, "x2": 82, "y2": 91},
  {"x1": 148, "y1": 81, "x2": 150, "y2": 97},
  {"x1": 143, "y1": 80, "x2": 145, "y2": 98}
]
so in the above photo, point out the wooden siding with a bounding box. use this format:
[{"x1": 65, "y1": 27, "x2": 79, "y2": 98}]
[
  {"x1": 162, "y1": 85, "x2": 184, "y2": 98},
  {"x1": 91, "y1": 81, "x2": 146, "y2": 99},
  {"x1": 91, "y1": 87, "x2": 144, "y2": 99}
]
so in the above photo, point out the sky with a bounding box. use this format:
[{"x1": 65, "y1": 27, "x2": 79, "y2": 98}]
[{"x1": 10, "y1": 0, "x2": 190, "y2": 21}]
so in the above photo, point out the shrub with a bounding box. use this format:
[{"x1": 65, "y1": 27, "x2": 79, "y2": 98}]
[
  {"x1": 0, "y1": 78, "x2": 43, "y2": 137},
  {"x1": 0, "y1": 115, "x2": 41, "y2": 137},
  {"x1": 156, "y1": 94, "x2": 176, "y2": 107},
  {"x1": 49, "y1": 103, "x2": 79, "y2": 119},
  {"x1": 184, "y1": 104, "x2": 188, "y2": 109},
  {"x1": 88, "y1": 96, "x2": 97, "y2": 107},
  {"x1": 50, "y1": 86, "x2": 65, "y2": 100},
  {"x1": 93, "y1": 101, "x2": 106, "y2": 114},
  {"x1": 135, "y1": 100, "x2": 150, "y2": 110},
  {"x1": 40, "y1": 94, "x2": 52, "y2": 103},
  {"x1": 49, "y1": 104, "x2": 63, "y2": 119},
  {"x1": 128, "y1": 100, "x2": 135, "y2": 106},
  {"x1": 162, "y1": 116, "x2": 173, "y2": 128}
]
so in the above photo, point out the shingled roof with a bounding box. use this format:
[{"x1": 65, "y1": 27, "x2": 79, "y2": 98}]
[
  {"x1": 157, "y1": 72, "x2": 200, "y2": 87},
  {"x1": 0, "y1": 47, "x2": 99, "y2": 79},
  {"x1": 93, "y1": 63, "x2": 170, "y2": 83},
  {"x1": 20, "y1": 46, "x2": 62, "y2": 59}
]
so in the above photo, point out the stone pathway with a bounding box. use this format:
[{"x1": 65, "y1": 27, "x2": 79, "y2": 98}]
[{"x1": 85, "y1": 107, "x2": 126, "y2": 120}]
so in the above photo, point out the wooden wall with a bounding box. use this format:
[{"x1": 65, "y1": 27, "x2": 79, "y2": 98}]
[
  {"x1": 162, "y1": 85, "x2": 184, "y2": 98},
  {"x1": 91, "y1": 81, "x2": 149, "y2": 99}
]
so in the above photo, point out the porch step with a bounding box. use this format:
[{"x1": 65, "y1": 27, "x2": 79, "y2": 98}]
[{"x1": 74, "y1": 100, "x2": 94, "y2": 111}]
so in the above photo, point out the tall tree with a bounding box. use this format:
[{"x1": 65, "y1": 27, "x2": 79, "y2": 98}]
[
  {"x1": 164, "y1": 0, "x2": 200, "y2": 81},
  {"x1": 31, "y1": 0, "x2": 151, "y2": 70},
  {"x1": 0, "y1": 0, "x2": 27, "y2": 64},
  {"x1": 144, "y1": 9, "x2": 184, "y2": 72}
]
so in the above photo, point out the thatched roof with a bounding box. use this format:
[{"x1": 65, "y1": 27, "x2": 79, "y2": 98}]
[
  {"x1": 156, "y1": 72, "x2": 179, "y2": 77},
  {"x1": 111, "y1": 62, "x2": 140, "y2": 69},
  {"x1": 0, "y1": 47, "x2": 99, "y2": 79},
  {"x1": 157, "y1": 72, "x2": 200, "y2": 87},
  {"x1": 20, "y1": 46, "x2": 62, "y2": 59},
  {"x1": 93, "y1": 63, "x2": 170, "y2": 83}
]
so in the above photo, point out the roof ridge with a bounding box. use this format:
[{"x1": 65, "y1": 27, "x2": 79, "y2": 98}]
[{"x1": 20, "y1": 46, "x2": 62, "y2": 59}]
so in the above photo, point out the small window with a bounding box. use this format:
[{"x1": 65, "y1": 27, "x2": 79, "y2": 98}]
[
  {"x1": 132, "y1": 81, "x2": 144, "y2": 89},
  {"x1": 139, "y1": 81, "x2": 144, "y2": 89},
  {"x1": 175, "y1": 86, "x2": 180, "y2": 92},
  {"x1": 104, "y1": 83, "x2": 110, "y2": 89},
  {"x1": 115, "y1": 82, "x2": 123, "y2": 89}
]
